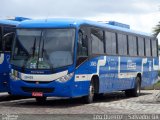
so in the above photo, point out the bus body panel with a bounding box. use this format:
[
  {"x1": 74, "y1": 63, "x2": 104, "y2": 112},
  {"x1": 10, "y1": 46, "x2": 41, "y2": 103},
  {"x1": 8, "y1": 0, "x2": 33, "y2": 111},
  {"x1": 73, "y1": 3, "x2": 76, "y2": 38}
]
[
  {"x1": 0, "y1": 53, "x2": 11, "y2": 92},
  {"x1": 9, "y1": 56, "x2": 158, "y2": 97},
  {"x1": 10, "y1": 78, "x2": 74, "y2": 97},
  {"x1": 74, "y1": 56, "x2": 158, "y2": 95},
  {"x1": 0, "y1": 24, "x2": 17, "y2": 92},
  {"x1": 141, "y1": 57, "x2": 159, "y2": 87},
  {"x1": 9, "y1": 64, "x2": 91, "y2": 97}
]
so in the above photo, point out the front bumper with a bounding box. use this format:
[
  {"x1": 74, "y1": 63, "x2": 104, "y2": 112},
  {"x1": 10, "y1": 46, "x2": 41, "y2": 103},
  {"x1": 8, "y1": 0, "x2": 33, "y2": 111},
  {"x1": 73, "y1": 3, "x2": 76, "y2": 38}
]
[{"x1": 10, "y1": 78, "x2": 74, "y2": 97}]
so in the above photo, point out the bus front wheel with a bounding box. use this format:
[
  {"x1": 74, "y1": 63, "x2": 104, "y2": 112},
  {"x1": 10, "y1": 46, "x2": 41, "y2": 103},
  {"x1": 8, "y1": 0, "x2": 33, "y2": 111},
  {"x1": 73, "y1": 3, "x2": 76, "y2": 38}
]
[
  {"x1": 125, "y1": 77, "x2": 141, "y2": 97},
  {"x1": 35, "y1": 97, "x2": 47, "y2": 104},
  {"x1": 83, "y1": 80, "x2": 95, "y2": 104}
]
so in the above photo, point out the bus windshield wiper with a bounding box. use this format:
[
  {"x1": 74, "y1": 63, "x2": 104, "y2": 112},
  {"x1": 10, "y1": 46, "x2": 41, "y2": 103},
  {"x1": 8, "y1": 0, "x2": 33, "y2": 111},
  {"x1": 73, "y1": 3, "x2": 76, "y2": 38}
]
[
  {"x1": 37, "y1": 30, "x2": 43, "y2": 68},
  {"x1": 32, "y1": 38, "x2": 36, "y2": 57},
  {"x1": 42, "y1": 37, "x2": 44, "y2": 58}
]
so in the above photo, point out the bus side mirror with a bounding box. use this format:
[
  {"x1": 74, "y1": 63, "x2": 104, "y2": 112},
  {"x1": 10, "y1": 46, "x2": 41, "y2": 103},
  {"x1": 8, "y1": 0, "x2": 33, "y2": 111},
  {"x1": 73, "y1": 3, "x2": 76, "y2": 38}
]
[{"x1": 2, "y1": 32, "x2": 15, "y2": 40}]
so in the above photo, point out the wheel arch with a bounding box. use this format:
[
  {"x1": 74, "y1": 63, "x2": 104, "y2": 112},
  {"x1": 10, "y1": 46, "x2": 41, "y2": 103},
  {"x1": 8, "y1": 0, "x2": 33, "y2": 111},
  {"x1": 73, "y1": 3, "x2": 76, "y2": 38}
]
[
  {"x1": 137, "y1": 73, "x2": 142, "y2": 86},
  {"x1": 91, "y1": 74, "x2": 99, "y2": 94}
]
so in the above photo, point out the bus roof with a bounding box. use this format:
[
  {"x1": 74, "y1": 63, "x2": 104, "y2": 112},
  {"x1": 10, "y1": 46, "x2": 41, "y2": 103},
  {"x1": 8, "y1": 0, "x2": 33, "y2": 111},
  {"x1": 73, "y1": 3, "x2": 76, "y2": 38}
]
[
  {"x1": 17, "y1": 18, "x2": 152, "y2": 37},
  {"x1": 0, "y1": 17, "x2": 31, "y2": 26},
  {"x1": 0, "y1": 19, "x2": 20, "y2": 26}
]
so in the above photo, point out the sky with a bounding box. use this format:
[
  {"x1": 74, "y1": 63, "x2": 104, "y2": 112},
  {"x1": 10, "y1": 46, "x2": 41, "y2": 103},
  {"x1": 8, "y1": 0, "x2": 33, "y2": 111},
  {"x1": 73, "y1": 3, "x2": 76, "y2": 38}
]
[{"x1": 0, "y1": 0, "x2": 160, "y2": 40}]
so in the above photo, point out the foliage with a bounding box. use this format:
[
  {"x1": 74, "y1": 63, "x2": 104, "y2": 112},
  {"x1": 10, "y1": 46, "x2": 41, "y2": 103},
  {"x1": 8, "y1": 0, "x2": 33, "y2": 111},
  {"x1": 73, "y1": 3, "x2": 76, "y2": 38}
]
[
  {"x1": 158, "y1": 70, "x2": 160, "y2": 77},
  {"x1": 153, "y1": 21, "x2": 160, "y2": 37}
]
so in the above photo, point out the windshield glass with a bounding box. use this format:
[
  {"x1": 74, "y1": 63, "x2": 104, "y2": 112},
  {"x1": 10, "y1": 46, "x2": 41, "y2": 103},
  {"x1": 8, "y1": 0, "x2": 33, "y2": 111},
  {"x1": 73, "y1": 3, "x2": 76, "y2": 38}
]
[{"x1": 11, "y1": 28, "x2": 75, "y2": 69}]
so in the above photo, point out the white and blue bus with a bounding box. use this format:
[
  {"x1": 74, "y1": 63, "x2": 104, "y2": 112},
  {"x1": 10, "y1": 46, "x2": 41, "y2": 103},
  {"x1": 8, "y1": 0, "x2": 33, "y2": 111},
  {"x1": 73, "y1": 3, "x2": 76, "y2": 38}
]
[
  {"x1": 0, "y1": 17, "x2": 30, "y2": 93},
  {"x1": 9, "y1": 19, "x2": 159, "y2": 103}
]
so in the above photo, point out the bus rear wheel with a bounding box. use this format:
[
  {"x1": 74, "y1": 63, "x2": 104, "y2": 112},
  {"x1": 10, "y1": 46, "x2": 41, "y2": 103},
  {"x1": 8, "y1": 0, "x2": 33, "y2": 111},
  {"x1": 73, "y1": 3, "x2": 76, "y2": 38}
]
[
  {"x1": 35, "y1": 97, "x2": 47, "y2": 104},
  {"x1": 125, "y1": 77, "x2": 141, "y2": 97},
  {"x1": 83, "y1": 80, "x2": 95, "y2": 104}
]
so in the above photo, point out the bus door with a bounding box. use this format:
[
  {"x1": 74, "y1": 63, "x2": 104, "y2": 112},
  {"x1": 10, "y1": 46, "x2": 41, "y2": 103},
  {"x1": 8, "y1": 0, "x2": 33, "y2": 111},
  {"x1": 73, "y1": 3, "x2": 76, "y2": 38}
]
[
  {"x1": 0, "y1": 26, "x2": 15, "y2": 92},
  {"x1": 76, "y1": 26, "x2": 89, "y2": 93}
]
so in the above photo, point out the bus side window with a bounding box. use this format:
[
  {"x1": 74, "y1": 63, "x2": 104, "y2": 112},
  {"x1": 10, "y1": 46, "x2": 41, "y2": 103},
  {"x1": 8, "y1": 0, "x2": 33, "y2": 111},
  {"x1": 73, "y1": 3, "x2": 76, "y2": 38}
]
[
  {"x1": 77, "y1": 29, "x2": 88, "y2": 57},
  {"x1": 5, "y1": 35, "x2": 12, "y2": 52},
  {"x1": 3, "y1": 27, "x2": 15, "y2": 52},
  {"x1": 128, "y1": 35, "x2": 137, "y2": 56},
  {"x1": 138, "y1": 37, "x2": 145, "y2": 56},
  {"x1": 117, "y1": 33, "x2": 127, "y2": 55},
  {"x1": 76, "y1": 27, "x2": 89, "y2": 67},
  {"x1": 3, "y1": 33, "x2": 14, "y2": 52},
  {"x1": 145, "y1": 38, "x2": 151, "y2": 57},
  {"x1": 105, "y1": 31, "x2": 116, "y2": 55},
  {"x1": 151, "y1": 39, "x2": 157, "y2": 57},
  {"x1": 91, "y1": 28, "x2": 104, "y2": 54}
]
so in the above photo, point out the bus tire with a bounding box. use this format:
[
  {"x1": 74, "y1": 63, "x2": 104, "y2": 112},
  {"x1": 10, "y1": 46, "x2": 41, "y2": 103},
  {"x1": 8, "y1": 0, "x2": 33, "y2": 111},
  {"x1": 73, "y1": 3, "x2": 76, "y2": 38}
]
[
  {"x1": 125, "y1": 77, "x2": 141, "y2": 97},
  {"x1": 94, "y1": 93, "x2": 105, "y2": 99},
  {"x1": 8, "y1": 92, "x2": 11, "y2": 95},
  {"x1": 83, "y1": 80, "x2": 95, "y2": 104},
  {"x1": 35, "y1": 97, "x2": 47, "y2": 104}
]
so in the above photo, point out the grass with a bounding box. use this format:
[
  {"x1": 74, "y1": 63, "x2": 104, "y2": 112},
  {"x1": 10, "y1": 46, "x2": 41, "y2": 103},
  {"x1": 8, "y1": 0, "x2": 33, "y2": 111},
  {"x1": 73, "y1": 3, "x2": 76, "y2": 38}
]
[
  {"x1": 143, "y1": 80, "x2": 160, "y2": 90},
  {"x1": 143, "y1": 70, "x2": 160, "y2": 90},
  {"x1": 153, "y1": 80, "x2": 160, "y2": 90}
]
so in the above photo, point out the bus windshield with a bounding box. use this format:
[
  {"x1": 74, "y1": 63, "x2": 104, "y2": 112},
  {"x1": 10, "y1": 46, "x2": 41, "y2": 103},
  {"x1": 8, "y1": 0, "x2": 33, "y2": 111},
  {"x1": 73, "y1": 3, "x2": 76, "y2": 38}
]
[{"x1": 11, "y1": 28, "x2": 75, "y2": 69}]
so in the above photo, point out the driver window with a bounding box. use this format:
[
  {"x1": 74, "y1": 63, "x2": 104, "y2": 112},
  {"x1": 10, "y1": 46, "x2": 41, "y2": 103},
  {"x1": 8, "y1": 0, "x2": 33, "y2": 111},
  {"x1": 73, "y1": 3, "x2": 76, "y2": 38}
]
[
  {"x1": 3, "y1": 27, "x2": 15, "y2": 52},
  {"x1": 3, "y1": 33, "x2": 14, "y2": 52},
  {"x1": 77, "y1": 28, "x2": 88, "y2": 57}
]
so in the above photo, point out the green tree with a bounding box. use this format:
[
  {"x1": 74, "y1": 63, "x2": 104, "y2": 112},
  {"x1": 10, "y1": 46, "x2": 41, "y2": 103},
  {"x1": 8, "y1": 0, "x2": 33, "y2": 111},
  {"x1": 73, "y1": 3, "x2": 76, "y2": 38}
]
[{"x1": 153, "y1": 21, "x2": 160, "y2": 37}]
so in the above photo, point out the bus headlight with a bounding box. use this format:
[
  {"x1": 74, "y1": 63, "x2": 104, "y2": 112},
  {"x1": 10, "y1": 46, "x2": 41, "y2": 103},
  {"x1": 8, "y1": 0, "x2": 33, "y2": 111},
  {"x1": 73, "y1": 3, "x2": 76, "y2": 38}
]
[
  {"x1": 56, "y1": 72, "x2": 74, "y2": 83},
  {"x1": 10, "y1": 74, "x2": 21, "y2": 80},
  {"x1": 10, "y1": 70, "x2": 21, "y2": 80}
]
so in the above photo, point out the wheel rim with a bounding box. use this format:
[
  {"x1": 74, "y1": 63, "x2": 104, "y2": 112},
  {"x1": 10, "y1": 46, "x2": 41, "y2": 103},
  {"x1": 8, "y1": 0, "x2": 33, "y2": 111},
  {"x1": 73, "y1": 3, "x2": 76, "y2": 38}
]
[
  {"x1": 89, "y1": 83, "x2": 94, "y2": 102},
  {"x1": 137, "y1": 80, "x2": 141, "y2": 95}
]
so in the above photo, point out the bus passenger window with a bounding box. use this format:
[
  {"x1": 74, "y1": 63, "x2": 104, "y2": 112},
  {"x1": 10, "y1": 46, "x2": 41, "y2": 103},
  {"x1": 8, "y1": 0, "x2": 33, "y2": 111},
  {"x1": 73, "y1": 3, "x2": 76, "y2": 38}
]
[
  {"x1": 138, "y1": 37, "x2": 145, "y2": 56},
  {"x1": 105, "y1": 31, "x2": 116, "y2": 55},
  {"x1": 151, "y1": 39, "x2": 157, "y2": 57},
  {"x1": 145, "y1": 38, "x2": 151, "y2": 57},
  {"x1": 91, "y1": 28, "x2": 104, "y2": 54},
  {"x1": 117, "y1": 33, "x2": 127, "y2": 55},
  {"x1": 77, "y1": 30, "x2": 88, "y2": 57},
  {"x1": 128, "y1": 35, "x2": 137, "y2": 56}
]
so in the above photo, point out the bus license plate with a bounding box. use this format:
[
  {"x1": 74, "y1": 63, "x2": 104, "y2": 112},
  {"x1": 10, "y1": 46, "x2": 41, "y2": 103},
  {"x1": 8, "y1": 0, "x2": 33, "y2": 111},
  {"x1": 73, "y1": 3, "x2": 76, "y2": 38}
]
[{"x1": 32, "y1": 92, "x2": 43, "y2": 97}]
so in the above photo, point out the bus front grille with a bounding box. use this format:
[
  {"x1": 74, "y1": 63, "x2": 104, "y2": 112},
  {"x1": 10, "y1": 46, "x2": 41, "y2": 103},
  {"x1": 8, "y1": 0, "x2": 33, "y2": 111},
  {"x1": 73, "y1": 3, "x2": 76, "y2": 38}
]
[{"x1": 21, "y1": 87, "x2": 54, "y2": 93}]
